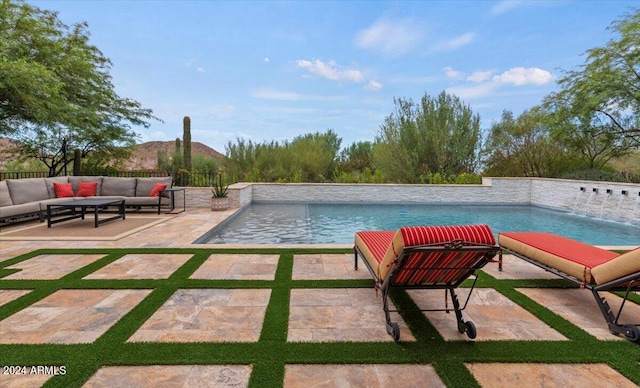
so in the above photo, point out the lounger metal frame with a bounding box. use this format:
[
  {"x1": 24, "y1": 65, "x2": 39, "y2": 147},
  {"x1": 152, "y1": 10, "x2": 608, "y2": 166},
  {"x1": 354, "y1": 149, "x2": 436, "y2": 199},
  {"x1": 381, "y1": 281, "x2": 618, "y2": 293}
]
[
  {"x1": 500, "y1": 248, "x2": 640, "y2": 343},
  {"x1": 354, "y1": 240, "x2": 499, "y2": 341}
]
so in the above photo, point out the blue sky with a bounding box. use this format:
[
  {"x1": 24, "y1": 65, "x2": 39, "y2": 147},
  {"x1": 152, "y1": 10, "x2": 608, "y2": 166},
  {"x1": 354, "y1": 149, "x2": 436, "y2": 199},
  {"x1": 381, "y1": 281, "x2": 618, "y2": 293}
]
[{"x1": 31, "y1": 0, "x2": 637, "y2": 154}]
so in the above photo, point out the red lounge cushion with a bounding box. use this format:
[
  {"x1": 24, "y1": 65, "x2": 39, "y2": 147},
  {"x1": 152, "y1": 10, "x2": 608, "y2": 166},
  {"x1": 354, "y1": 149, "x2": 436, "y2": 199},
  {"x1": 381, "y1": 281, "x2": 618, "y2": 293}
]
[
  {"x1": 149, "y1": 183, "x2": 167, "y2": 197},
  {"x1": 499, "y1": 232, "x2": 618, "y2": 269},
  {"x1": 355, "y1": 231, "x2": 395, "y2": 265},
  {"x1": 400, "y1": 224, "x2": 496, "y2": 246},
  {"x1": 53, "y1": 182, "x2": 74, "y2": 198},
  {"x1": 76, "y1": 182, "x2": 98, "y2": 197},
  {"x1": 394, "y1": 225, "x2": 496, "y2": 285}
]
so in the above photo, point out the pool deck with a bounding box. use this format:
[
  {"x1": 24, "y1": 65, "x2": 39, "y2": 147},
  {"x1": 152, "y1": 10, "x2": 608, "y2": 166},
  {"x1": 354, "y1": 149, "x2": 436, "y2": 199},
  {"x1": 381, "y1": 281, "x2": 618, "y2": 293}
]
[{"x1": 1, "y1": 208, "x2": 639, "y2": 387}]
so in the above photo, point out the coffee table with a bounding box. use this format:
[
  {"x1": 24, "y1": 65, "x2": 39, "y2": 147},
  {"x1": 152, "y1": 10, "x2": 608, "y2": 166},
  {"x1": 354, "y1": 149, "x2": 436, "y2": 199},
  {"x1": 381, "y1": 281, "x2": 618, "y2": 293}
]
[{"x1": 47, "y1": 198, "x2": 126, "y2": 228}]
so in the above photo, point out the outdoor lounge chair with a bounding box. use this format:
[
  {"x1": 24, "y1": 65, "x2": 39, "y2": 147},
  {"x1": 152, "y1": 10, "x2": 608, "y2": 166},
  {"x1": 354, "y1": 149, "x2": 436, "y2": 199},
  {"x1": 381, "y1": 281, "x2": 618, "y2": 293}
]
[
  {"x1": 499, "y1": 232, "x2": 640, "y2": 343},
  {"x1": 354, "y1": 224, "x2": 500, "y2": 341}
]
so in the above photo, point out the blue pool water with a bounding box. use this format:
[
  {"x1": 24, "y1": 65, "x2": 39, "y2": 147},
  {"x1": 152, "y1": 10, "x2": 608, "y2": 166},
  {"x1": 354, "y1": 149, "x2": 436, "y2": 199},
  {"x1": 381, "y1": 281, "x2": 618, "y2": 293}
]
[{"x1": 195, "y1": 203, "x2": 640, "y2": 245}]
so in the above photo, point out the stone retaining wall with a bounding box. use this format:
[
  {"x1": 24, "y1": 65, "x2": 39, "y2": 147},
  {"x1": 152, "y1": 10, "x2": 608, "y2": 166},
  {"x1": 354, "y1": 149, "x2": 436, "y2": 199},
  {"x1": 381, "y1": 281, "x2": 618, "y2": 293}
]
[{"x1": 179, "y1": 178, "x2": 640, "y2": 226}]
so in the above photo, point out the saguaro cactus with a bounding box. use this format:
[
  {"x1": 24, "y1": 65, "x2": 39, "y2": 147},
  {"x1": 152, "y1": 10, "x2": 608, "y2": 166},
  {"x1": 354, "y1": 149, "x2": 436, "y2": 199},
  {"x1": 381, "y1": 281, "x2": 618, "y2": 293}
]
[
  {"x1": 183, "y1": 116, "x2": 192, "y2": 172},
  {"x1": 73, "y1": 148, "x2": 82, "y2": 176}
]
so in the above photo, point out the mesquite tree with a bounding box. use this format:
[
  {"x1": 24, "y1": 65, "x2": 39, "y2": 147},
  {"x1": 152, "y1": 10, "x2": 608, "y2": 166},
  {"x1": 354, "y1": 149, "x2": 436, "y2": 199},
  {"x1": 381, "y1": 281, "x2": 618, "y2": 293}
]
[{"x1": 373, "y1": 91, "x2": 481, "y2": 183}]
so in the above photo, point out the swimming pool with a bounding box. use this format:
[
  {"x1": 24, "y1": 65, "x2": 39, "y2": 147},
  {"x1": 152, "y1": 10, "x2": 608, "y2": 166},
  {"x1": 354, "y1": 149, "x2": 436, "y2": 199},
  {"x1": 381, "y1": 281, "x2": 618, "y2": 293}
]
[{"x1": 194, "y1": 203, "x2": 640, "y2": 245}]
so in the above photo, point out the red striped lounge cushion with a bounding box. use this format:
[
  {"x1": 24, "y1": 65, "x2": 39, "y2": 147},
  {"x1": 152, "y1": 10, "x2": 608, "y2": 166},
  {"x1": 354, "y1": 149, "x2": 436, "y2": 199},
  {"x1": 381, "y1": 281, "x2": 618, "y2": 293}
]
[{"x1": 355, "y1": 225, "x2": 495, "y2": 283}]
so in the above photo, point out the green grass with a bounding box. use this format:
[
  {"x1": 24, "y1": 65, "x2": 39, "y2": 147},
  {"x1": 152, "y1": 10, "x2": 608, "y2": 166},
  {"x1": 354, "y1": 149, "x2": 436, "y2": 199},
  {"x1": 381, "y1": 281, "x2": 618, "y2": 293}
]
[{"x1": 1, "y1": 248, "x2": 639, "y2": 387}]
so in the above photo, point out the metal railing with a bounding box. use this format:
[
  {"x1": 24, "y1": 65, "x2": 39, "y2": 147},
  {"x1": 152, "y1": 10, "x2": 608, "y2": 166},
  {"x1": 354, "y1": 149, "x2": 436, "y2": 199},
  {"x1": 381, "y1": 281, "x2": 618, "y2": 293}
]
[{"x1": 0, "y1": 170, "x2": 219, "y2": 187}]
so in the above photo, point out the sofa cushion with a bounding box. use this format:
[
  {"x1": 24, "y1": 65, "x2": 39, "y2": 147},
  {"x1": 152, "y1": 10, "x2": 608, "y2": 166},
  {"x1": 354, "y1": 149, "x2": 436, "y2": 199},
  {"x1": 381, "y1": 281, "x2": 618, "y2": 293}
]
[
  {"x1": 101, "y1": 177, "x2": 136, "y2": 197},
  {"x1": 135, "y1": 177, "x2": 172, "y2": 198},
  {"x1": 149, "y1": 183, "x2": 167, "y2": 197},
  {"x1": 0, "y1": 202, "x2": 41, "y2": 219},
  {"x1": 44, "y1": 177, "x2": 69, "y2": 198},
  {"x1": 6, "y1": 178, "x2": 49, "y2": 205},
  {"x1": 0, "y1": 180, "x2": 13, "y2": 207},
  {"x1": 76, "y1": 182, "x2": 98, "y2": 197},
  {"x1": 69, "y1": 176, "x2": 103, "y2": 195},
  {"x1": 53, "y1": 182, "x2": 74, "y2": 198}
]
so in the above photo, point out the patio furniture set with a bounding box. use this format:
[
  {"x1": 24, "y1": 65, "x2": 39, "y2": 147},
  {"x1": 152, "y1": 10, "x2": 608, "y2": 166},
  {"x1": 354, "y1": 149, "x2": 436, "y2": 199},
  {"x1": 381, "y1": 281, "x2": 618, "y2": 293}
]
[{"x1": 0, "y1": 176, "x2": 174, "y2": 226}]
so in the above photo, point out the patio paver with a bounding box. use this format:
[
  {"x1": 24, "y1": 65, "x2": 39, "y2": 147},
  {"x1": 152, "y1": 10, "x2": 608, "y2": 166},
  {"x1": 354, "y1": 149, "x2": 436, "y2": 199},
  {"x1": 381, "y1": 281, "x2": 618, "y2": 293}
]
[
  {"x1": 1, "y1": 254, "x2": 105, "y2": 280},
  {"x1": 83, "y1": 253, "x2": 192, "y2": 279},
  {"x1": 190, "y1": 253, "x2": 279, "y2": 280},
  {"x1": 0, "y1": 371, "x2": 56, "y2": 388},
  {"x1": 129, "y1": 289, "x2": 271, "y2": 343},
  {"x1": 0, "y1": 289, "x2": 151, "y2": 344},
  {"x1": 466, "y1": 363, "x2": 638, "y2": 387},
  {"x1": 288, "y1": 288, "x2": 416, "y2": 342},
  {"x1": 517, "y1": 288, "x2": 640, "y2": 340},
  {"x1": 284, "y1": 364, "x2": 446, "y2": 387},
  {"x1": 83, "y1": 365, "x2": 252, "y2": 387},
  {"x1": 0, "y1": 289, "x2": 31, "y2": 306},
  {"x1": 292, "y1": 253, "x2": 371, "y2": 280},
  {"x1": 407, "y1": 288, "x2": 567, "y2": 341}
]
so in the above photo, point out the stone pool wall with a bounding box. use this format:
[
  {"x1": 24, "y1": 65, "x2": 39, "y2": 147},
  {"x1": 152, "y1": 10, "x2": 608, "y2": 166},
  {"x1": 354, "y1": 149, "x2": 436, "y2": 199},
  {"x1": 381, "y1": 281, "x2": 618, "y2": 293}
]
[{"x1": 181, "y1": 178, "x2": 640, "y2": 226}]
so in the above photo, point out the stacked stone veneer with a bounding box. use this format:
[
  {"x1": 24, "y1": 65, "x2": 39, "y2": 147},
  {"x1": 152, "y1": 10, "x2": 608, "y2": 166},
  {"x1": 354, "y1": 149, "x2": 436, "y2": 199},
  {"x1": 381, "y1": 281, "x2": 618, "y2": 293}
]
[{"x1": 180, "y1": 178, "x2": 640, "y2": 226}]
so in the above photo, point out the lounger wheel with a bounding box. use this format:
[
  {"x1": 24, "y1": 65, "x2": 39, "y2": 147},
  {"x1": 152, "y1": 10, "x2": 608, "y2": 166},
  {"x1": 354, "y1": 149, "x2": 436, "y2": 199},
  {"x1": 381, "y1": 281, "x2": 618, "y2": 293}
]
[
  {"x1": 623, "y1": 324, "x2": 639, "y2": 343},
  {"x1": 458, "y1": 320, "x2": 477, "y2": 339},
  {"x1": 386, "y1": 322, "x2": 400, "y2": 342}
]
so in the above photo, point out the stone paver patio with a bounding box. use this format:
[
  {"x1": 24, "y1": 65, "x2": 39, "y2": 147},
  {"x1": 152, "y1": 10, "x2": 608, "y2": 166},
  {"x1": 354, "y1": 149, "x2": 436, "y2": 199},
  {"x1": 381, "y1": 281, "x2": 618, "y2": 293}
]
[{"x1": 0, "y1": 208, "x2": 638, "y2": 387}]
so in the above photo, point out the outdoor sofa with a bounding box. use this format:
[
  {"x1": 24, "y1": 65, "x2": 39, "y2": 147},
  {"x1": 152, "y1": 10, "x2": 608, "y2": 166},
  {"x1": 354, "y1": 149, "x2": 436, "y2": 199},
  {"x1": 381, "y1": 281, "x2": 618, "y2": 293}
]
[{"x1": 0, "y1": 176, "x2": 173, "y2": 224}]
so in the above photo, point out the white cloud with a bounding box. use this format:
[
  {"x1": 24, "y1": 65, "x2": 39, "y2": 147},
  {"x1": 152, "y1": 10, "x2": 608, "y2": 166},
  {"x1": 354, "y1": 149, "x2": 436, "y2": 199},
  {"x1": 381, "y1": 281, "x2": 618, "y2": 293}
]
[
  {"x1": 443, "y1": 66, "x2": 464, "y2": 79},
  {"x1": 365, "y1": 79, "x2": 383, "y2": 91},
  {"x1": 354, "y1": 18, "x2": 424, "y2": 56},
  {"x1": 296, "y1": 59, "x2": 364, "y2": 83},
  {"x1": 446, "y1": 83, "x2": 499, "y2": 99},
  {"x1": 432, "y1": 32, "x2": 475, "y2": 52},
  {"x1": 467, "y1": 70, "x2": 493, "y2": 82},
  {"x1": 492, "y1": 67, "x2": 553, "y2": 85},
  {"x1": 491, "y1": 0, "x2": 524, "y2": 15},
  {"x1": 196, "y1": 67, "x2": 205, "y2": 73},
  {"x1": 264, "y1": 57, "x2": 270, "y2": 62}
]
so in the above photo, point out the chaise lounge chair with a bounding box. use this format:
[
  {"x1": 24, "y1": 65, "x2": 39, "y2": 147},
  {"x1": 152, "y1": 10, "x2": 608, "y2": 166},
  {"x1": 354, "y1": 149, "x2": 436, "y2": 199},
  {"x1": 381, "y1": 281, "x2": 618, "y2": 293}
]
[
  {"x1": 499, "y1": 232, "x2": 640, "y2": 343},
  {"x1": 354, "y1": 224, "x2": 500, "y2": 341}
]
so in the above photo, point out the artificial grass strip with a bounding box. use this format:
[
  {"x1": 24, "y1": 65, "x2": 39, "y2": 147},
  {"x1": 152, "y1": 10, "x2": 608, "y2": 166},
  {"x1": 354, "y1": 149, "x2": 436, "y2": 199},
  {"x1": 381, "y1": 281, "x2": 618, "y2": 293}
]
[{"x1": 0, "y1": 247, "x2": 638, "y2": 388}]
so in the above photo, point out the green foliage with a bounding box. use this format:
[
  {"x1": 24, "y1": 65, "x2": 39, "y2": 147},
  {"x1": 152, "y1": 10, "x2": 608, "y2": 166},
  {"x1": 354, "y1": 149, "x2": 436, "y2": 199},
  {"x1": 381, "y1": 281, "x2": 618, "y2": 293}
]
[
  {"x1": 0, "y1": 0, "x2": 160, "y2": 176},
  {"x1": 373, "y1": 91, "x2": 482, "y2": 183},
  {"x1": 225, "y1": 130, "x2": 341, "y2": 183},
  {"x1": 2, "y1": 158, "x2": 47, "y2": 171},
  {"x1": 482, "y1": 109, "x2": 577, "y2": 177},
  {"x1": 544, "y1": 9, "x2": 640, "y2": 150},
  {"x1": 338, "y1": 141, "x2": 373, "y2": 174},
  {"x1": 559, "y1": 168, "x2": 640, "y2": 183}
]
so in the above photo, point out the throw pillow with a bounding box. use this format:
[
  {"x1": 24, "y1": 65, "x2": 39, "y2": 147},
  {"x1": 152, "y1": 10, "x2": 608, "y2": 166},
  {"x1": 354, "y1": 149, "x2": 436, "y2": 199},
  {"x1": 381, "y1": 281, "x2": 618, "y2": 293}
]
[
  {"x1": 149, "y1": 183, "x2": 167, "y2": 197},
  {"x1": 53, "y1": 182, "x2": 74, "y2": 198},
  {"x1": 76, "y1": 182, "x2": 98, "y2": 197}
]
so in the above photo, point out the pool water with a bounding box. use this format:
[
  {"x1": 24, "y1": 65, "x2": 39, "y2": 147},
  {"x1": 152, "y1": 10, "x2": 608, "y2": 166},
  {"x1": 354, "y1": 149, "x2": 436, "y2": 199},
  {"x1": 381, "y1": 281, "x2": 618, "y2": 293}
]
[{"x1": 195, "y1": 203, "x2": 640, "y2": 245}]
